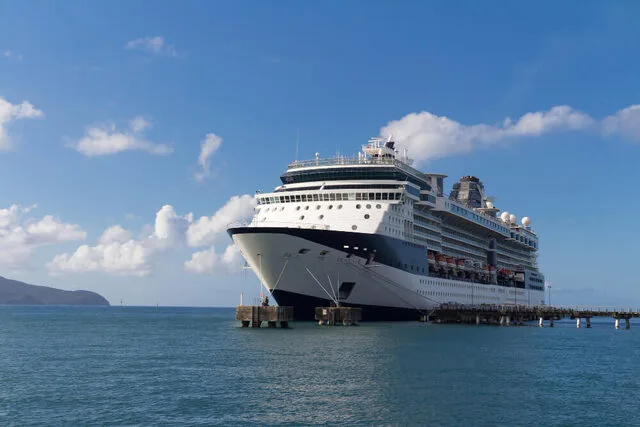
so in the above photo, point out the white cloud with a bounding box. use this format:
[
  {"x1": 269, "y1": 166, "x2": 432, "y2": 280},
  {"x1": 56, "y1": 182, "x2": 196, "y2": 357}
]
[
  {"x1": 125, "y1": 36, "x2": 177, "y2": 57},
  {"x1": 99, "y1": 225, "x2": 131, "y2": 245},
  {"x1": 69, "y1": 116, "x2": 172, "y2": 156},
  {"x1": 0, "y1": 97, "x2": 44, "y2": 150},
  {"x1": 3, "y1": 50, "x2": 23, "y2": 61},
  {"x1": 195, "y1": 133, "x2": 222, "y2": 182},
  {"x1": 380, "y1": 105, "x2": 595, "y2": 164},
  {"x1": 184, "y1": 244, "x2": 243, "y2": 274},
  {"x1": 48, "y1": 195, "x2": 255, "y2": 277},
  {"x1": 186, "y1": 195, "x2": 256, "y2": 247},
  {"x1": 0, "y1": 205, "x2": 85, "y2": 269},
  {"x1": 602, "y1": 105, "x2": 640, "y2": 142}
]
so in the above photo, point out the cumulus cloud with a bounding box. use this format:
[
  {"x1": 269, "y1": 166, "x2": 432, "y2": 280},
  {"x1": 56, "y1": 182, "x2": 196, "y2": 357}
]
[
  {"x1": 48, "y1": 204, "x2": 192, "y2": 277},
  {"x1": 0, "y1": 97, "x2": 44, "y2": 150},
  {"x1": 48, "y1": 195, "x2": 253, "y2": 277},
  {"x1": 3, "y1": 50, "x2": 23, "y2": 61},
  {"x1": 186, "y1": 195, "x2": 256, "y2": 247},
  {"x1": 380, "y1": 105, "x2": 595, "y2": 164},
  {"x1": 69, "y1": 116, "x2": 172, "y2": 156},
  {"x1": 125, "y1": 36, "x2": 178, "y2": 57},
  {"x1": 195, "y1": 133, "x2": 222, "y2": 182},
  {"x1": 0, "y1": 205, "x2": 85, "y2": 269},
  {"x1": 602, "y1": 105, "x2": 640, "y2": 142},
  {"x1": 184, "y1": 244, "x2": 243, "y2": 274}
]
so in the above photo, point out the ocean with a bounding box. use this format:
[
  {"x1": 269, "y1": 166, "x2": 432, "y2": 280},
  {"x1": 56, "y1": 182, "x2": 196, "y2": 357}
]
[{"x1": 0, "y1": 306, "x2": 638, "y2": 426}]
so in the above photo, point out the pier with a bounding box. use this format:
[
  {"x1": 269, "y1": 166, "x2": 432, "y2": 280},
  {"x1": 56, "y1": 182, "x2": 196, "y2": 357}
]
[
  {"x1": 315, "y1": 307, "x2": 362, "y2": 326},
  {"x1": 426, "y1": 304, "x2": 640, "y2": 328},
  {"x1": 235, "y1": 305, "x2": 294, "y2": 328}
]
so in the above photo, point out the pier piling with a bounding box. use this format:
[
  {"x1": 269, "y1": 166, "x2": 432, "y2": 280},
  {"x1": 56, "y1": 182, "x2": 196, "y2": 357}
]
[{"x1": 236, "y1": 305, "x2": 294, "y2": 328}]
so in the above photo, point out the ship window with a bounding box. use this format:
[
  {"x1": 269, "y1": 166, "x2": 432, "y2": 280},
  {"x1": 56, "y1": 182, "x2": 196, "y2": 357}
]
[
  {"x1": 296, "y1": 195, "x2": 301, "y2": 202},
  {"x1": 369, "y1": 193, "x2": 375, "y2": 200},
  {"x1": 337, "y1": 204, "x2": 343, "y2": 209},
  {"x1": 348, "y1": 193, "x2": 355, "y2": 200},
  {"x1": 376, "y1": 204, "x2": 382, "y2": 209},
  {"x1": 395, "y1": 193, "x2": 401, "y2": 200},
  {"x1": 356, "y1": 204, "x2": 361, "y2": 209},
  {"x1": 382, "y1": 193, "x2": 388, "y2": 200},
  {"x1": 301, "y1": 195, "x2": 307, "y2": 202},
  {"x1": 330, "y1": 193, "x2": 336, "y2": 201},
  {"x1": 328, "y1": 205, "x2": 333, "y2": 209},
  {"x1": 364, "y1": 214, "x2": 370, "y2": 219},
  {"x1": 298, "y1": 249, "x2": 310, "y2": 254},
  {"x1": 343, "y1": 193, "x2": 349, "y2": 200},
  {"x1": 343, "y1": 245, "x2": 349, "y2": 249},
  {"x1": 313, "y1": 194, "x2": 319, "y2": 201},
  {"x1": 336, "y1": 193, "x2": 342, "y2": 201},
  {"x1": 366, "y1": 204, "x2": 371, "y2": 209},
  {"x1": 352, "y1": 225, "x2": 357, "y2": 230},
  {"x1": 323, "y1": 194, "x2": 329, "y2": 201},
  {"x1": 376, "y1": 193, "x2": 382, "y2": 200},
  {"x1": 356, "y1": 193, "x2": 362, "y2": 200}
]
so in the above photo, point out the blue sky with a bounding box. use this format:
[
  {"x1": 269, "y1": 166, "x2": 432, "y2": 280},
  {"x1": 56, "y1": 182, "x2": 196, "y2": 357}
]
[{"x1": 1, "y1": 1, "x2": 640, "y2": 306}]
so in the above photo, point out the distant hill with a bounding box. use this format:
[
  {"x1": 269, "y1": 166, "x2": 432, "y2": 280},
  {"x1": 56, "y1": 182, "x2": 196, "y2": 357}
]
[{"x1": 0, "y1": 276, "x2": 110, "y2": 306}]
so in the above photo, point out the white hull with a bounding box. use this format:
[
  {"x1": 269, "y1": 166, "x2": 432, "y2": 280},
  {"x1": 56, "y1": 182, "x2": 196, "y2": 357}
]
[{"x1": 231, "y1": 228, "x2": 545, "y2": 320}]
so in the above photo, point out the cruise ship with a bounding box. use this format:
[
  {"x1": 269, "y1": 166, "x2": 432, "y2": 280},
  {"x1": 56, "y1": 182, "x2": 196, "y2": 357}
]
[{"x1": 227, "y1": 137, "x2": 545, "y2": 320}]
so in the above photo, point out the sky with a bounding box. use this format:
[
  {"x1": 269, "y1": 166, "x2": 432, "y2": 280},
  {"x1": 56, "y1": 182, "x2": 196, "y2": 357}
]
[{"x1": 1, "y1": 1, "x2": 640, "y2": 307}]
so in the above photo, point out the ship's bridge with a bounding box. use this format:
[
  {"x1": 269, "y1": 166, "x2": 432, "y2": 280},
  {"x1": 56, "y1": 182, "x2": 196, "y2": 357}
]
[{"x1": 280, "y1": 137, "x2": 433, "y2": 191}]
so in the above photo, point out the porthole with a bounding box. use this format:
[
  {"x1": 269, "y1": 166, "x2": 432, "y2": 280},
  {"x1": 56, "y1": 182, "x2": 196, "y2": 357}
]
[
  {"x1": 316, "y1": 205, "x2": 321, "y2": 210},
  {"x1": 366, "y1": 204, "x2": 371, "y2": 209},
  {"x1": 296, "y1": 206, "x2": 301, "y2": 211},
  {"x1": 328, "y1": 205, "x2": 333, "y2": 210},
  {"x1": 364, "y1": 214, "x2": 370, "y2": 219},
  {"x1": 356, "y1": 204, "x2": 361, "y2": 209},
  {"x1": 300, "y1": 215, "x2": 305, "y2": 220},
  {"x1": 319, "y1": 214, "x2": 324, "y2": 219},
  {"x1": 280, "y1": 207, "x2": 284, "y2": 211},
  {"x1": 305, "y1": 206, "x2": 309, "y2": 210},
  {"x1": 376, "y1": 204, "x2": 382, "y2": 209},
  {"x1": 352, "y1": 225, "x2": 357, "y2": 230},
  {"x1": 338, "y1": 204, "x2": 343, "y2": 209}
]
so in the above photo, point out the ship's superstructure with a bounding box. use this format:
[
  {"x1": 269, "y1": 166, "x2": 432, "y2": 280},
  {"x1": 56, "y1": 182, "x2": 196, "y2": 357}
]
[{"x1": 228, "y1": 137, "x2": 545, "y2": 320}]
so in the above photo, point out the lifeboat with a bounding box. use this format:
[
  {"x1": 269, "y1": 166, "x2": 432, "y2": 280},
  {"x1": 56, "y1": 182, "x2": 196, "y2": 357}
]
[
  {"x1": 428, "y1": 252, "x2": 435, "y2": 265},
  {"x1": 473, "y1": 261, "x2": 482, "y2": 271},
  {"x1": 456, "y1": 259, "x2": 465, "y2": 270},
  {"x1": 446, "y1": 257, "x2": 456, "y2": 268},
  {"x1": 482, "y1": 265, "x2": 489, "y2": 273},
  {"x1": 489, "y1": 265, "x2": 496, "y2": 273},
  {"x1": 437, "y1": 255, "x2": 447, "y2": 267}
]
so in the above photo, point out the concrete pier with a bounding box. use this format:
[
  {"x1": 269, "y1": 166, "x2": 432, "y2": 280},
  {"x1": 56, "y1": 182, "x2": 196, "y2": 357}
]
[
  {"x1": 236, "y1": 305, "x2": 294, "y2": 328},
  {"x1": 315, "y1": 307, "x2": 362, "y2": 326}
]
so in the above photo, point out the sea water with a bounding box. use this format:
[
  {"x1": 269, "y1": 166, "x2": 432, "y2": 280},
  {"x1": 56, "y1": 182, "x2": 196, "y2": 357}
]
[{"x1": 0, "y1": 306, "x2": 638, "y2": 426}]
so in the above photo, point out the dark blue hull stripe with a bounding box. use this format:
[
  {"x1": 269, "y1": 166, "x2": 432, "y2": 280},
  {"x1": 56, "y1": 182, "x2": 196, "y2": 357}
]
[{"x1": 228, "y1": 226, "x2": 429, "y2": 276}]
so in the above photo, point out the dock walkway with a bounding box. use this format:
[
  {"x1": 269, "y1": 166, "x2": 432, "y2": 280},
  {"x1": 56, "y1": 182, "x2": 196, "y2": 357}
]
[{"x1": 429, "y1": 304, "x2": 640, "y2": 328}]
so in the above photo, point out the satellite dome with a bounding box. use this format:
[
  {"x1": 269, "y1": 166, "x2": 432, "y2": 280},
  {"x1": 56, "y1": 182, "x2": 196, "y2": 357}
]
[
  {"x1": 486, "y1": 201, "x2": 494, "y2": 209},
  {"x1": 522, "y1": 217, "x2": 531, "y2": 227},
  {"x1": 509, "y1": 214, "x2": 517, "y2": 224},
  {"x1": 500, "y1": 212, "x2": 510, "y2": 222}
]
